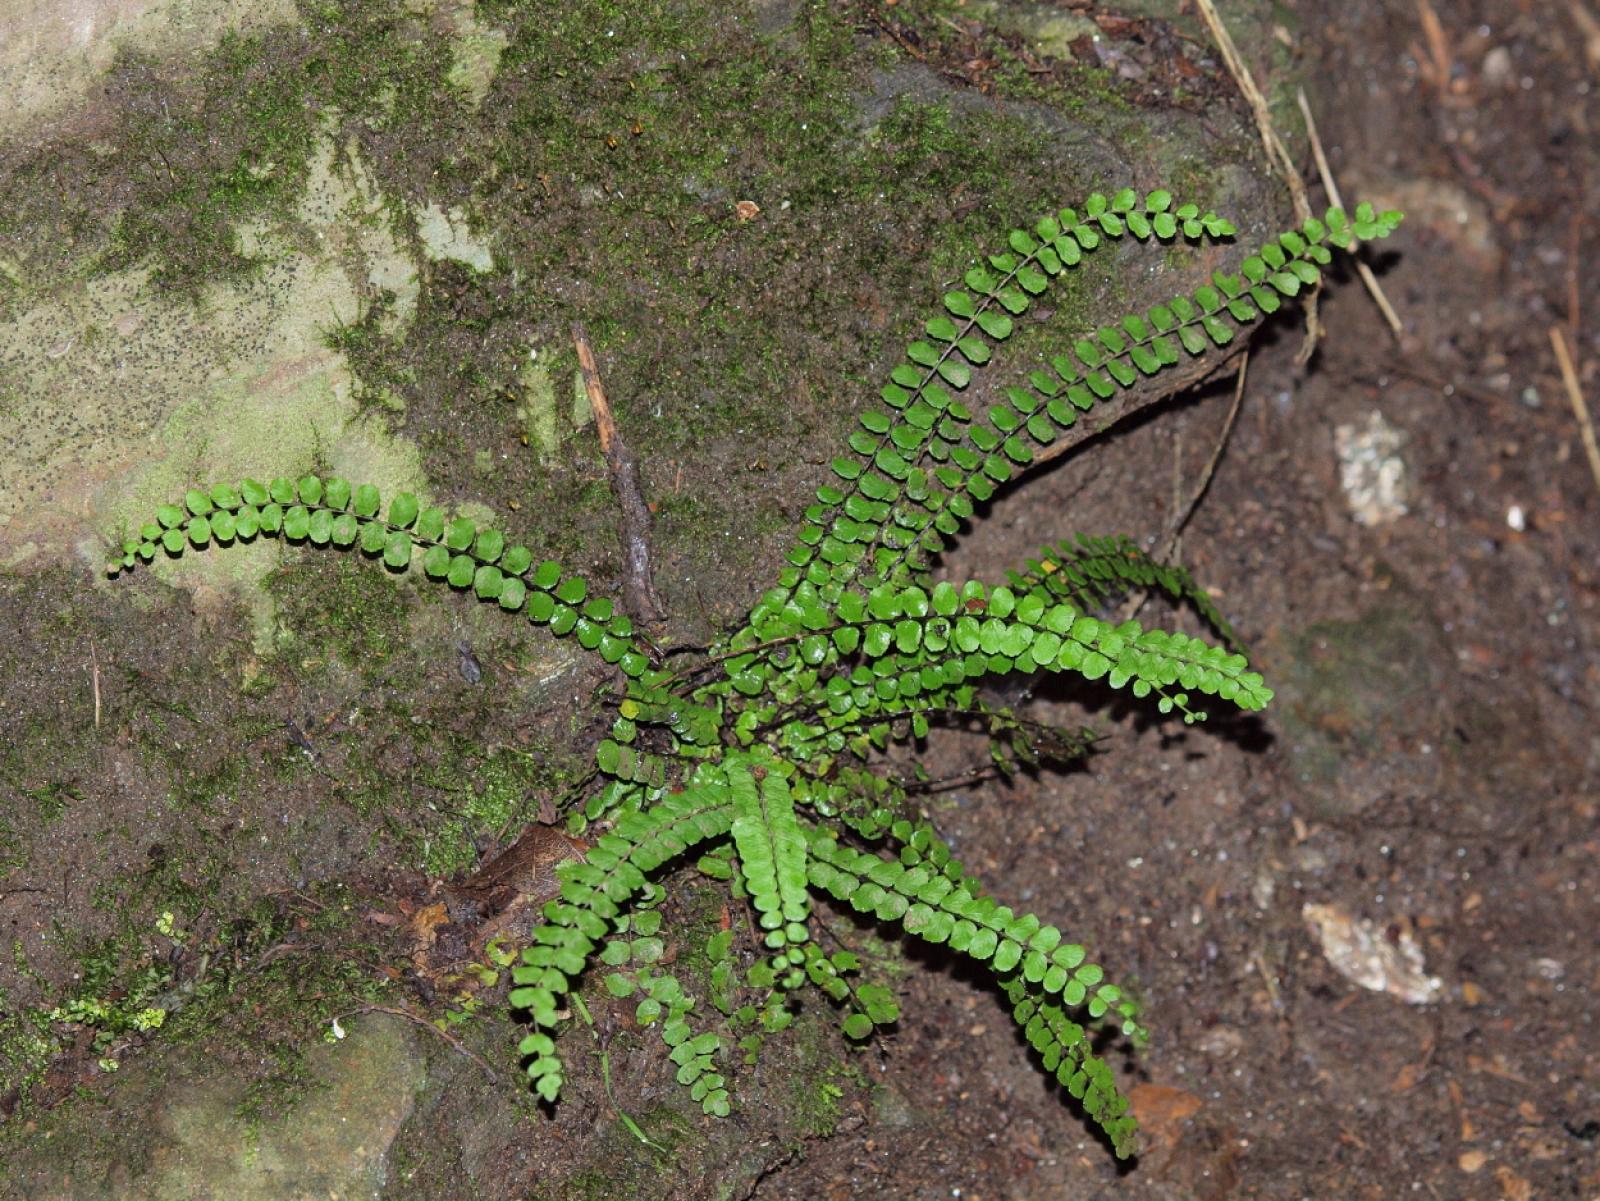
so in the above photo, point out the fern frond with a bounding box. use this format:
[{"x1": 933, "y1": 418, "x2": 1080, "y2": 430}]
[
  {"x1": 970, "y1": 701, "x2": 1102, "y2": 774},
  {"x1": 592, "y1": 738, "x2": 681, "y2": 790},
  {"x1": 796, "y1": 940, "x2": 900, "y2": 1040},
  {"x1": 634, "y1": 969, "x2": 731, "y2": 1116},
  {"x1": 726, "y1": 756, "x2": 811, "y2": 949},
  {"x1": 1010, "y1": 533, "x2": 1244, "y2": 654},
  {"x1": 858, "y1": 205, "x2": 1405, "y2": 588},
  {"x1": 805, "y1": 828, "x2": 1139, "y2": 1153},
  {"x1": 108, "y1": 475, "x2": 658, "y2": 675},
  {"x1": 720, "y1": 576, "x2": 1269, "y2": 729},
  {"x1": 1003, "y1": 976, "x2": 1139, "y2": 1158},
  {"x1": 512, "y1": 778, "x2": 735, "y2": 1100},
  {"x1": 747, "y1": 189, "x2": 1232, "y2": 621}
]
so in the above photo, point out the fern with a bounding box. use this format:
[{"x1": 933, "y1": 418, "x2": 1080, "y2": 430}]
[{"x1": 108, "y1": 191, "x2": 1402, "y2": 1157}]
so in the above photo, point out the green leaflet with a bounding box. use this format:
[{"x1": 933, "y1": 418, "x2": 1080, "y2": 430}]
[{"x1": 105, "y1": 187, "x2": 1402, "y2": 1162}]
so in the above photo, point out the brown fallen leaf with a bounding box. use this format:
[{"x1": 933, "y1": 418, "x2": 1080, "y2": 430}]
[
  {"x1": 407, "y1": 901, "x2": 449, "y2": 960},
  {"x1": 1494, "y1": 1165, "x2": 1532, "y2": 1201},
  {"x1": 1390, "y1": 1061, "x2": 1426, "y2": 1094},
  {"x1": 1129, "y1": 1082, "x2": 1204, "y2": 1158}
]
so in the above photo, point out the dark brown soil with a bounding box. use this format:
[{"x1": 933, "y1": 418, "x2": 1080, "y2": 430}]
[{"x1": 754, "y1": 2, "x2": 1600, "y2": 1198}]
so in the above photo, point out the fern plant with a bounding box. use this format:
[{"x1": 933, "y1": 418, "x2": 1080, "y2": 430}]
[{"x1": 109, "y1": 190, "x2": 1401, "y2": 1157}]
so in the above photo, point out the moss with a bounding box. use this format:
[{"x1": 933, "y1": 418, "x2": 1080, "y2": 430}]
[
  {"x1": 19, "y1": 780, "x2": 78, "y2": 825},
  {"x1": 99, "y1": 2, "x2": 460, "y2": 295},
  {"x1": 102, "y1": 36, "x2": 318, "y2": 291},
  {"x1": 266, "y1": 553, "x2": 416, "y2": 669},
  {"x1": 323, "y1": 289, "x2": 416, "y2": 418},
  {"x1": 0, "y1": 891, "x2": 410, "y2": 1192},
  {"x1": 0, "y1": 879, "x2": 382, "y2": 1109},
  {"x1": 788, "y1": 1045, "x2": 858, "y2": 1137},
  {"x1": 855, "y1": 0, "x2": 1143, "y2": 111},
  {"x1": 413, "y1": 745, "x2": 561, "y2": 877},
  {"x1": 0, "y1": 981, "x2": 56, "y2": 1106}
]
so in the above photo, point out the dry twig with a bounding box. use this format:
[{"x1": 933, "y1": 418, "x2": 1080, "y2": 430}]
[
  {"x1": 573, "y1": 322, "x2": 665, "y2": 628},
  {"x1": 1120, "y1": 354, "x2": 1250, "y2": 626},
  {"x1": 1193, "y1": 0, "x2": 1307, "y2": 221},
  {"x1": 1194, "y1": 0, "x2": 1318, "y2": 358},
  {"x1": 89, "y1": 643, "x2": 101, "y2": 729},
  {"x1": 1550, "y1": 325, "x2": 1600, "y2": 497},
  {"x1": 1297, "y1": 87, "x2": 1405, "y2": 342},
  {"x1": 1414, "y1": 0, "x2": 1453, "y2": 88},
  {"x1": 1566, "y1": 0, "x2": 1600, "y2": 72},
  {"x1": 1161, "y1": 351, "x2": 1250, "y2": 561}
]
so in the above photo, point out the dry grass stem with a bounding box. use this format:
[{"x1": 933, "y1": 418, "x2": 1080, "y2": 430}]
[
  {"x1": 1194, "y1": 0, "x2": 1307, "y2": 221},
  {"x1": 1297, "y1": 87, "x2": 1405, "y2": 342},
  {"x1": 1549, "y1": 325, "x2": 1600, "y2": 496}
]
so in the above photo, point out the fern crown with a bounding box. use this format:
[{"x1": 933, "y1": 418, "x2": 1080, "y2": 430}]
[{"x1": 109, "y1": 190, "x2": 1402, "y2": 1157}]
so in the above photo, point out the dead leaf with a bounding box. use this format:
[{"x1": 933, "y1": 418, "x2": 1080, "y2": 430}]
[
  {"x1": 1390, "y1": 1061, "x2": 1426, "y2": 1094},
  {"x1": 1494, "y1": 1165, "x2": 1532, "y2": 1201},
  {"x1": 1130, "y1": 1082, "x2": 1203, "y2": 1157},
  {"x1": 407, "y1": 901, "x2": 449, "y2": 954},
  {"x1": 1467, "y1": 1053, "x2": 1534, "y2": 1085}
]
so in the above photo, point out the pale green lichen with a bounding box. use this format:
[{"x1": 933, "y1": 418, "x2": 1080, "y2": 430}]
[
  {"x1": 2, "y1": 134, "x2": 430, "y2": 645},
  {"x1": 415, "y1": 203, "x2": 495, "y2": 273}
]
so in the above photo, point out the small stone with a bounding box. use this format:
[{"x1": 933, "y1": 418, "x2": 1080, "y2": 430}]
[
  {"x1": 1250, "y1": 870, "x2": 1276, "y2": 911},
  {"x1": 1302, "y1": 903, "x2": 1442, "y2": 1004},
  {"x1": 1334, "y1": 411, "x2": 1410, "y2": 525},
  {"x1": 1481, "y1": 46, "x2": 1513, "y2": 87},
  {"x1": 1196, "y1": 1026, "x2": 1245, "y2": 1058},
  {"x1": 457, "y1": 641, "x2": 482, "y2": 685},
  {"x1": 1459, "y1": 1149, "x2": 1488, "y2": 1173}
]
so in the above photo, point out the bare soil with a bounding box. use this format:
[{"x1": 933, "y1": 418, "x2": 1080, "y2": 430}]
[{"x1": 755, "y1": 2, "x2": 1600, "y2": 1197}]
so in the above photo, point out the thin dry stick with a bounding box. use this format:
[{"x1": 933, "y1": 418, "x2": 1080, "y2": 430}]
[
  {"x1": 1550, "y1": 325, "x2": 1600, "y2": 496},
  {"x1": 1122, "y1": 353, "x2": 1250, "y2": 626},
  {"x1": 1566, "y1": 0, "x2": 1600, "y2": 72},
  {"x1": 1297, "y1": 87, "x2": 1404, "y2": 342},
  {"x1": 1194, "y1": 0, "x2": 1307, "y2": 219},
  {"x1": 1160, "y1": 350, "x2": 1250, "y2": 561},
  {"x1": 1415, "y1": 0, "x2": 1453, "y2": 87},
  {"x1": 1567, "y1": 202, "x2": 1584, "y2": 346},
  {"x1": 572, "y1": 323, "x2": 665, "y2": 628},
  {"x1": 1193, "y1": 0, "x2": 1318, "y2": 358}
]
